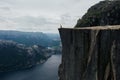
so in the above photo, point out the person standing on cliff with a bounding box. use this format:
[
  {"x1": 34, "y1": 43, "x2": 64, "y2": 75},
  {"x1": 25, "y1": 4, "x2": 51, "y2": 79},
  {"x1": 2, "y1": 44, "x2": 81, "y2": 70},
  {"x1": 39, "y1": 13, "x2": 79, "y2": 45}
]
[{"x1": 60, "y1": 24, "x2": 62, "y2": 28}]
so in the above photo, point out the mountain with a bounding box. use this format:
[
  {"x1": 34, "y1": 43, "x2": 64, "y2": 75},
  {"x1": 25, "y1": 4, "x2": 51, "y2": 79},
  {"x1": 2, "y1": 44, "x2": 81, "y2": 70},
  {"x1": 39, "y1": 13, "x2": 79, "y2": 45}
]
[
  {"x1": 46, "y1": 33, "x2": 61, "y2": 47},
  {"x1": 75, "y1": 1, "x2": 120, "y2": 27},
  {"x1": 0, "y1": 30, "x2": 59, "y2": 47},
  {"x1": 0, "y1": 40, "x2": 51, "y2": 72},
  {"x1": 46, "y1": 33, "x2": 60, "y2": 40}
]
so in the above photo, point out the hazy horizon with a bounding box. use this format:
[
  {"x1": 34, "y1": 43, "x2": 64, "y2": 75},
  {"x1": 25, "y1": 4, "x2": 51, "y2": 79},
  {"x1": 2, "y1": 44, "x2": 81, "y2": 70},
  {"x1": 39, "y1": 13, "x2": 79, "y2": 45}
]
[{"x1": 0, "y1": 29, "x2": 60, "y2": 34}]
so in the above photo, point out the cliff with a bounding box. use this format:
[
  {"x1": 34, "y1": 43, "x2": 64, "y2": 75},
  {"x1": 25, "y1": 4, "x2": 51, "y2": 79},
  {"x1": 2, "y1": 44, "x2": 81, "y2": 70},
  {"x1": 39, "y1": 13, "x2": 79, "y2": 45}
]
[{"x1": 58, "y1": 25, "x2": 120, "y2": 80}]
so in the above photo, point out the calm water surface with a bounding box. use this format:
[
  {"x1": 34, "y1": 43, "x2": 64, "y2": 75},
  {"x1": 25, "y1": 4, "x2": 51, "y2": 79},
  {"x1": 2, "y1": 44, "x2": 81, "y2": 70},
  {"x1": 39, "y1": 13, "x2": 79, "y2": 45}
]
[{"x1": 0, "y1": 54, "x2": 61, "y2": 80}]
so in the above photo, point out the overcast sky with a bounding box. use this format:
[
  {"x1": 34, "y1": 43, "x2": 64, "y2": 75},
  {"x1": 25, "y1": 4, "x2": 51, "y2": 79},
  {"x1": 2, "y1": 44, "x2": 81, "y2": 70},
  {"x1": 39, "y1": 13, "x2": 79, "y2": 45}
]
[{"x1": 0, "y1": 0, "x2": 103, "y2": 33}]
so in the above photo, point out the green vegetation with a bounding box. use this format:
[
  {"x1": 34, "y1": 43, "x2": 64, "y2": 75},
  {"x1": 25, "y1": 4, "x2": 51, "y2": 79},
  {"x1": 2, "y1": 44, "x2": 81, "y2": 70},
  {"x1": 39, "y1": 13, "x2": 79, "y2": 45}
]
[{"x1": 75, "y1": 1, "x2": 120, "y2": 27}]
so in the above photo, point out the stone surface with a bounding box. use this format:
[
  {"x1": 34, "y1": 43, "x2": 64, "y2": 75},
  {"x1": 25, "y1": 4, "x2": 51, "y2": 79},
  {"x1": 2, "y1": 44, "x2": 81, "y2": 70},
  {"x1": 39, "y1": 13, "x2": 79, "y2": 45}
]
[{"x1": 58, "y1": 25, "x2": 120, "y2": 80}]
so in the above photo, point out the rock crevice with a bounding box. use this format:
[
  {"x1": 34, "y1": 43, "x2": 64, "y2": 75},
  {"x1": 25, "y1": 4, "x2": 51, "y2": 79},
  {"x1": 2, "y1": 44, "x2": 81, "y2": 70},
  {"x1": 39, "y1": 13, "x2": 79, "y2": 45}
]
[{"x1": 58, "y1": 25, "x2": 120, "y2": 80}]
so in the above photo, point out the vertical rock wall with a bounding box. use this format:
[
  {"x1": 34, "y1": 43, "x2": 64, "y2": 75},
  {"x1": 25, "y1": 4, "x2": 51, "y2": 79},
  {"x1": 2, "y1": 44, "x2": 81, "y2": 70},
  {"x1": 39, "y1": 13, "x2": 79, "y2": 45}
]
[{"x1": 58, "y1": 26, "x2": 120, "y2": 80}]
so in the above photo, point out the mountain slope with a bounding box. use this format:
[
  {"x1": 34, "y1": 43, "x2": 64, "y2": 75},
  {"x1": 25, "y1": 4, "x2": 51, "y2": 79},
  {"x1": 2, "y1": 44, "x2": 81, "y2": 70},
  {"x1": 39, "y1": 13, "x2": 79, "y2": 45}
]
[
  {"x1": 75, "y1": 1, "x2": 120, "y2": 27},
  {"x1": 0, "y1": 40, "x2": 51, "y2": 72}
]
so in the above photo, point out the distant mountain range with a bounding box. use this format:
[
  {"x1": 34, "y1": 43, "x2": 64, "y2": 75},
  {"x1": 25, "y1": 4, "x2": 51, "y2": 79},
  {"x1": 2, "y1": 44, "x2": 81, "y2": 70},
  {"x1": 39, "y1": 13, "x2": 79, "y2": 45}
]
[{"x1": 0, "y1": 30, "x2": 60, "y2": 47}]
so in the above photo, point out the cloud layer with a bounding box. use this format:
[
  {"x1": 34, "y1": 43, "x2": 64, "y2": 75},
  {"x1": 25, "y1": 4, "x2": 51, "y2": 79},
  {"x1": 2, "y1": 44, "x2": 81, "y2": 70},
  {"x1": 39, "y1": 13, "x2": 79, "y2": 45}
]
[{"x1": 0, "y1": 0, "x2": 103, "y2": 33}]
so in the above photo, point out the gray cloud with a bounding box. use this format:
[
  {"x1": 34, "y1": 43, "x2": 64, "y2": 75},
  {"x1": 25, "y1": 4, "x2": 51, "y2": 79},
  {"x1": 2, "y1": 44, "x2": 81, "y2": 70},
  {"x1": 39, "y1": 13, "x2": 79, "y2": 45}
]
[
  {"x1": 0, "y1": 0, "x2": 103, "y2": 33},
  {"x1": 0, "y1": 7, "x2": 10, "y2": 11}
]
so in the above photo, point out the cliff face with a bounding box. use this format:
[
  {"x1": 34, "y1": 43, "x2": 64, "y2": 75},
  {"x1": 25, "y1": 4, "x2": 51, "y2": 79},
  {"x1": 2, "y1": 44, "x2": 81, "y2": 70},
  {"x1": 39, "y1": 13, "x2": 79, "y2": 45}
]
[{"x1": 58, "y1": 25, "x2": 120, "y2": 80}]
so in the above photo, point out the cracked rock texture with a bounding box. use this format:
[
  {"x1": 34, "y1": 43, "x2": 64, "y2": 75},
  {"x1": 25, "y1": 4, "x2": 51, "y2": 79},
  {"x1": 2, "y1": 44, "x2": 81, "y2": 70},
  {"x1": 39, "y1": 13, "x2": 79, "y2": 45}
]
[{"x1": 58, "y1": 26, "x2": 120, "y2": 80}]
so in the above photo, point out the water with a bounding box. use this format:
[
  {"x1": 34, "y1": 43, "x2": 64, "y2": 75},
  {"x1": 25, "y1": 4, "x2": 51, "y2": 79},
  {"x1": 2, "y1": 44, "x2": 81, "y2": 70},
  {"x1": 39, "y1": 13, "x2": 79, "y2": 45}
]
[{"x1": 0, "y1": 54, "x2": 61, "y2": 80}]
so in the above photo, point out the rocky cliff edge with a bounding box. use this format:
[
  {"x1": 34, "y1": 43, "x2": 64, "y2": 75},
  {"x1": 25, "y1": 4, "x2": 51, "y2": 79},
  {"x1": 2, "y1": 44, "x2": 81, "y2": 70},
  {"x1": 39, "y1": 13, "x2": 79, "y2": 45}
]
[{"x1": 58, "y1": 25, "x2": 120, "y2": 80}]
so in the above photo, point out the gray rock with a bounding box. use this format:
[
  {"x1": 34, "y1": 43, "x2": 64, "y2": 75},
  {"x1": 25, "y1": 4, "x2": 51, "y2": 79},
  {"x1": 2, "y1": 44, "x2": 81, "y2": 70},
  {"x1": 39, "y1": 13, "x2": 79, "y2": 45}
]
[{"x1": 58, "y1": 25, "x2": 120, "y2": 80}]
